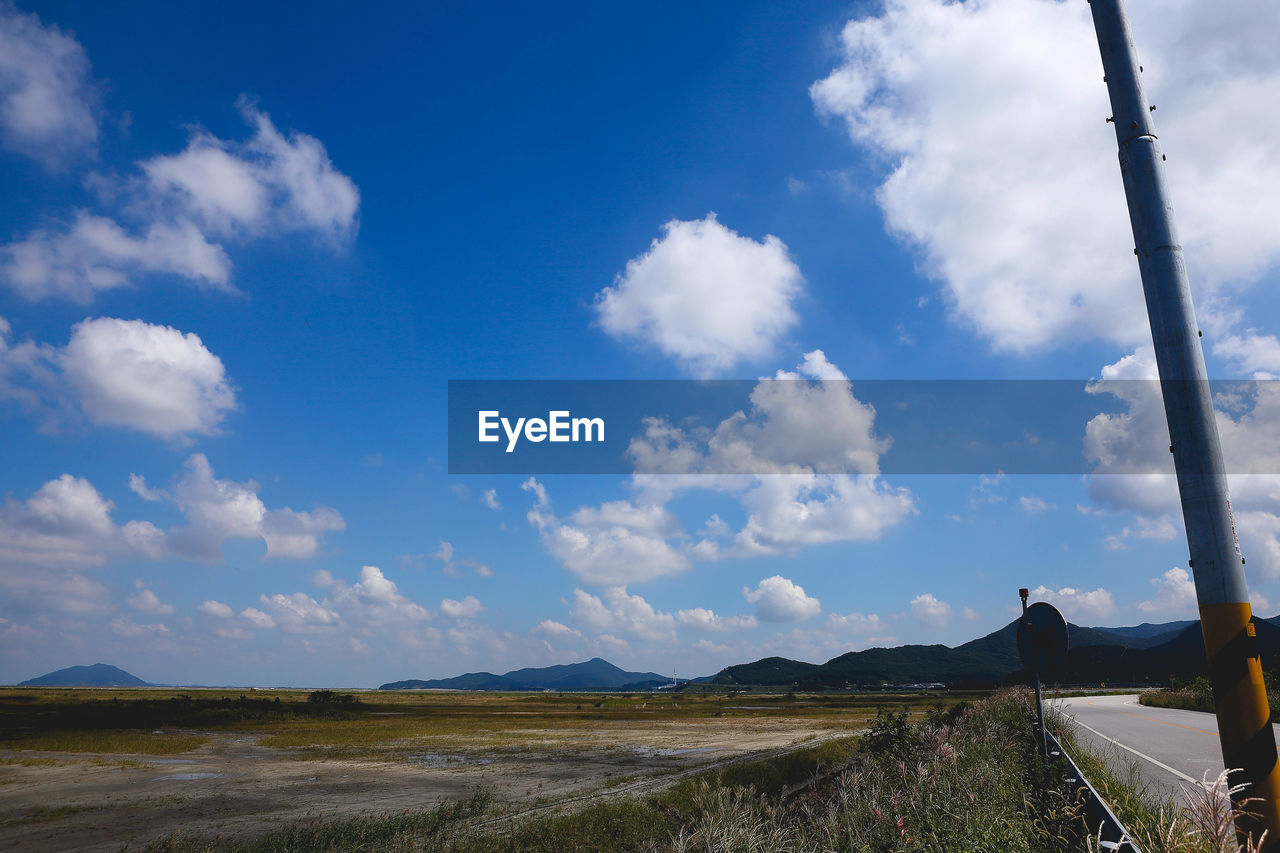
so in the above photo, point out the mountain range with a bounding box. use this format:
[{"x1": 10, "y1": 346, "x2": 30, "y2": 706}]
[
  {"x1": 22, "y1": 614, "x2": 1280, "y2": 690},
  {"x1": 379, "y1": 657, "x2": 671, "y2": 691},
  {"x1": 712, "y1": 616, "x2": 1280, "y2": 689}
]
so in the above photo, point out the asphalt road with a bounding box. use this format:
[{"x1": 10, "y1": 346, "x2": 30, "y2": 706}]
[{"x1": 1054, "y1": 693, "x2": 1253, "y2": 804}]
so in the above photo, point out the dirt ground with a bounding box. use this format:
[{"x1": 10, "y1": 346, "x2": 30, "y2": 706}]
[{"x1": 0, "y1": 717, "x2": 847, "y2": 851}]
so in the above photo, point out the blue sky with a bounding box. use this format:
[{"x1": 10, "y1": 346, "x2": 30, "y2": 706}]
[{"x1": 4, "y1": 0, "x2": 1280, "y2": 687}]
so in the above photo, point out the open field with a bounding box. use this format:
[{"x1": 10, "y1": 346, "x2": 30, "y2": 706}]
[{"x1": 0, "y1": 687, "x2": 954, "y2": 851}]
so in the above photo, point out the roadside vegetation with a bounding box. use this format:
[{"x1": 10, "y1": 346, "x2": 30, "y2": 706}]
[
  {"x1": 1056, "y1": 719, "x2": 1270, "y2": 853},
  {"x1": 1139, "y1": 676, "x2": 1280, "y2": 724}
]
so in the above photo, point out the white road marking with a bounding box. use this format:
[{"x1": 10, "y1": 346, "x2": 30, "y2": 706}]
[{"x1": 1070, "y1": 714, "x2": 1200, "y2": 786}]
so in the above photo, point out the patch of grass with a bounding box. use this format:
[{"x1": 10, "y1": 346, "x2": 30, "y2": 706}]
[
  {"x1": 7, "y1": 730, "x2": 207, "y2": 754},
  {"x1": 1139, "y1": 677, "x2": 1280, "y2": 725}
]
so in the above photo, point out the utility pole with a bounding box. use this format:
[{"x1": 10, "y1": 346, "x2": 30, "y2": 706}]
[{"x1": 1088, "y1": 0, "x2": 1280, "y2": 845}]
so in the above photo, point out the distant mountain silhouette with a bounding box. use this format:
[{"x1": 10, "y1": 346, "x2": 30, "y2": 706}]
[
  {"x1": 380, "y1": 614, "x2": 1280, "y2": 692},
  {"x1": 1098, "y1": 619, "x2": 1196, "y2": 641},
  {"x1": 381, "y1": 657, "x2": 670, "y2": 691},
  {"x1": 19, "y1": 663, "x2": 150, "y2": 687},
  {"x1": 710, "y1": 616, "x2": 1279, "y2": 689}
]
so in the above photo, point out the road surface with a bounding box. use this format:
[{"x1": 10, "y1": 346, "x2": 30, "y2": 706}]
[{"x1": 1053, "y1": 693, "x2": 1276, "y2": 804}]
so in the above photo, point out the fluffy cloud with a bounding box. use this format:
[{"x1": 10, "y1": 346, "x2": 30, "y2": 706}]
[
  {"x1": 139, "y1": 99, "x2": 359, "y2": 242},
  {"x1": 0, "y1": 473, "x2": 162, "y2": 572},
  {"x1": 569, "y1": 587, "x2": 676, "y2": 641},
  {"x1": 524, "y1": 480, "x2": 690, "y2": 585},
  {"x1": 732, "y1": 474, "x2": 915, "y2": 555},
  {"x1": 258, "y1": 592, "x2": 340, "y2": 633},
  {"x1": 327, "y1": 565, "x2": 431, "y2": 624},
  {"x1": 910, "y1": 593, "x2": 951, "y2": 627},
  {"x1": 1136, "y1": 567, "x2": 1198, "y2": 617},
  {"x1": 0, "y1": 5, "x2": 97, "y2": 167},
  {"x1": 0, "y1": 455, "x2": 341, "y2": 578},
  {"x1": 1084, "y1": 349, "x2": 1280, "y2": 582},
  {"x1": 239, "y1": 607, "x2": 275, "y2": 629},
  {"x1": 2, "y1": 215, "x2": 231, "y2": 302},
  {"x1": 743, "y1": 576, "x2": 821, "y2": 623},
  {"x1": 533, "y1": 619, "x2": 581, "y2": 640},
  {"x1": 675, "y1": 607, "x2": 758, "y2": 633},
  {"x1": 595, "y1": 214, "x2": 802, "y2": 376},
  {"x1": 1215, "y1": 332, "x2": 1280, "y2": 378},
  {"x1": 812, "y1": 0, "x2": 1280, "y2": 353},
  {"x1": 198, "y1": 600, "x2": 234, "y2": 619},
  {"x1": 630, "y1": 351, "x2": 914, "y2": 555},
  {"x1": 524, "y1": 352, "x2": 914, "y2": 584},
  {"x1": 482, "y1": 489, "x2": 501, "y2": 510},
  {"x1": 165, "y1": 454, "x2": 344, "y2": 561},
  {"x1": 2, "y1": 100, "x2": 357, "y2": 302},
  {"x1": 1, "y1": 316, "x2": 238, "y2": 439},
  {"x1": 440, "y1": 595, "x2": 484, "y2": 620},
  {"x1": 827, "y1": 611, "x2": 883, "y2": 634},
  {"x1": 1028, "y1": 585, "x2": 1114, "y2": 621},
  {"x1": 128, "y1": 584, "x2": 174, "y2": 616},
  {"x1": 631, "y1": 350, "x2": 886, "y2": 477},
  {"x1": 1103, "y1": 515, "x2": 1179, "y2": 551}
]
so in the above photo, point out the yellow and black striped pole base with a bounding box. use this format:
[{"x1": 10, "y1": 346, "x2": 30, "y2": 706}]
[{"x1": 1201, "y1": 602, "x2": 1280, "y2": 849}]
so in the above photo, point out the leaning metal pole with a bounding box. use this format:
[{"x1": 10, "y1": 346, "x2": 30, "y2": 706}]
[{"x1": 1088, "y1": 0, "x2": 1280, "y2": 845}]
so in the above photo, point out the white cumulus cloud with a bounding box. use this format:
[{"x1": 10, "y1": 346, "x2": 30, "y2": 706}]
[
  {"x1": 2, "y1": 100, "x2": 357, "y2": 302},
  {"x1": 1, "y1": 316, "x2": 238, "y2": 439},
  {"x1": 812, "y1": 0, "x2": 1280, "y2": 353},
  {"x1": 1028, "y1": 584, "x2": 1114, "y2": 621},
  {"x1": 440, "y1": 595, "x2": 484, "y2": 620},
  {"x1": 743, "y1": 575, "x2": 821, "y2": 623},
  {"x1": 524, "y1": 479, "x2": 690, "y2": 585},
  {"x1": 569, "y1": 587, "x2": 677, "y2": 641},
  {"x1": 258, "y1": 592, "x2": 340, "y2": 633},
  {"x1": 66, "y1": 317, "x2": 235, "y2": 438},
  {"x1": 676, "y1": 607, "x2": 758, "y2": 633},
  {"x1": 1136, "y1": 567, "x2": 1198, "y2": 617},
  {"x1": 127, "y1": 585, "x2": 174, "y2": 616},
  {"x1": 595, "y1": 214, "x2": 802, "y2": 376},
  {"x1": 910, "y1": 592, "x2": 951, "y2": 627}
]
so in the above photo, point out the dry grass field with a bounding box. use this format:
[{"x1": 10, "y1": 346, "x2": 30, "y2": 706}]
[{"x1": 0, "y1": 687, "x2": 924, "y2": 851}]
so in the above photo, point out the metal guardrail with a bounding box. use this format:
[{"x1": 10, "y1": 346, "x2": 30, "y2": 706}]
[{"x1": 1043, "y1": 724, "x2": 1142, "y2": 852}]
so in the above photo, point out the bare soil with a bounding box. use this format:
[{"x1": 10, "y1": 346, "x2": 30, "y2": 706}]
[{"x1": 0, "y1": 717, "x2": 844, "y2": 851}]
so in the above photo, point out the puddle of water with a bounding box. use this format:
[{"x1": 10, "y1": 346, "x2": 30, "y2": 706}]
[
  {"x1": 726, "y1": 706, "x2": 786, "y2": 710},
  {"x1": 630, "y1": 746, "x2": 715, "y2": 757},
  {"x1": 407, "y1": 753, "x2": 493, "y2": 767},
  {"x1": 156, "y1": 772, "x2": 223, "y2": 781}
]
